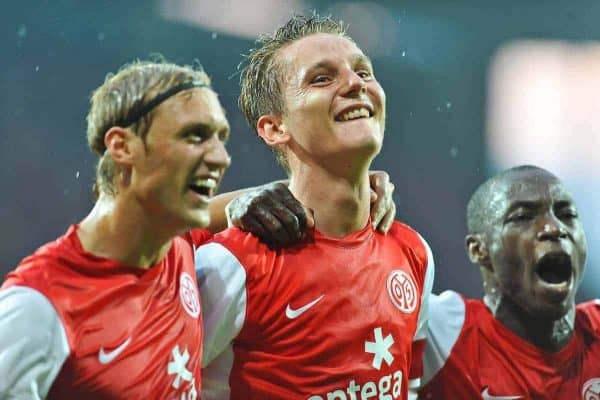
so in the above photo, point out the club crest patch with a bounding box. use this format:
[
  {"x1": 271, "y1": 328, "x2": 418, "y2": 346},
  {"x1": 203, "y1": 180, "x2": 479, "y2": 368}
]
[
  {"x1": 387, "y1": 270, "x2": 418, "y2": 314},
  {"x1": 582, "y1": 378, "x2": 600, "y2": 400},
  {"x1": 179, "y1": 272, "x2": 201, "y2": 318}
]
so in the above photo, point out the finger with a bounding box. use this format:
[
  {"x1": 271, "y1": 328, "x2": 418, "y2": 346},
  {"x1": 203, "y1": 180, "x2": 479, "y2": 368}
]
[
  {"x1": 377, "y1": 201, "x2": 396, "y2": 234},
  {"x1": 370, "y1": 194, "x2": 386, "y2": 229},
  {"x1": 272, "y1": 184, "x2": 309, "y2": 235},
  {"x1": 369, "y1": 171, "x2": 390, "y2": 200},
  {"x1": 241, "y1": 214, "x2": 276, "y2": 248},
  {"x1": 250, "y1": 207, "x2": 294, "y2": 247},
  {"x1": 303, "y1": 206, "x2": 315, "y2": 229}
]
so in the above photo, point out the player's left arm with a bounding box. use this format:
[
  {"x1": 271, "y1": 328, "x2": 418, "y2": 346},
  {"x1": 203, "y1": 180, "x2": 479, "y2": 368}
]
[
  {"x1": 208, "y1": 171, "x2": 396, "y2": 245},
  {"x1": 408, "y1": 234, "x2": 435, "y2": 392}
]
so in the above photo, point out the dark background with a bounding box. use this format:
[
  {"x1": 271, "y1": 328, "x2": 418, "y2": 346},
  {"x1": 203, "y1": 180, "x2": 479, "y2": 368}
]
[{"x1": 1, "y1": 0, "x2": 597, "y2": 300}]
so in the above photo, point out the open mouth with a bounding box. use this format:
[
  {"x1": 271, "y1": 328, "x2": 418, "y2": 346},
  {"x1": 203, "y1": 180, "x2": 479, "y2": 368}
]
[
  {"x1": 188, "y1": 178, "x2": 217, "y2": 198},
  {"x1": 535, "y1": 252, "x2": 573, "y2": 284},
  {"x1": 334, "y1": 106, "x2": 373, "y2": 122},
  {"x1": 189, "y1": 184, "x2": 211, "y2": 197}
]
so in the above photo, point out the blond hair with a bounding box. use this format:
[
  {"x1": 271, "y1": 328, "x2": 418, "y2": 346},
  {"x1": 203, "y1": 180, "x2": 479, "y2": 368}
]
[{"x1": 86, "y1": 60, "x2": 211, "y2": 196}]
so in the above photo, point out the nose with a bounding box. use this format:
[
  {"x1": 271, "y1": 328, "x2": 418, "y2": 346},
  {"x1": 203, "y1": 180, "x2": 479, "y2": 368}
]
[
  {"x1": 340, "y1": 69, "x2": 367, "y2": 97},
  {"x1": 204, "y1": 136, "x2": 231, "y2": 170},
  {"x1": 536, "y1": 214, "x2": 568, "y2": 241}
]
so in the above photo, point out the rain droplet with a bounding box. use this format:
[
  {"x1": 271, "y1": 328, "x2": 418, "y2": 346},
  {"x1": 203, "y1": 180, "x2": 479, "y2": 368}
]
[
  {"x1": 450, "y1": 147, "x2": 459, "y2": 158},
  {"x1": 35, "y1": 66, "x2": 39, "y2": 72},
  {"x1": 409, "y1": 111, "x2": 414, "y2": 117},
  {"x1": 445, "y1": 101, "x2": 452, "y2": 109},
  {"x1": 97, "y1": 32, "x2": 106, "y2": 42},
  {"x1": 17, "y1": 25, "x2": 27, "y2": 38},
  {"x1": 436, "y1": 106, "x2": 442, "y2": 112},
  {"x1": 401, "y1": 51, "x2": 406, "y2": 57},
  {"x1": 211, "y1": 32, "x2": 218, "y2": 39},
  {"x1": 75, "y1": 171, "x2": 80, "y2": 179}
]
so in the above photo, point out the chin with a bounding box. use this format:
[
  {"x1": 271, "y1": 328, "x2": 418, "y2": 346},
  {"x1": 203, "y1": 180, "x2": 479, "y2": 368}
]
[
  {"x1": 530, "y1": 297, "x2": 575, "y2": 321},
  {"x1": 183, "y1": 210, "x2": 211, "y2": 230}
]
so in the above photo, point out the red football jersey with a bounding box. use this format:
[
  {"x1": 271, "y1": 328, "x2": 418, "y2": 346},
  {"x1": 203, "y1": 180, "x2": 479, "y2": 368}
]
[
  {"x1": 418, "y1": 291, "x2": 600, "y2": 400},
  {"x1": 0, "y1": 225, "x2": 211, "y2": 399},
  {"x1": 196, "y1": 222, "x2": 434, "y2": 400}
]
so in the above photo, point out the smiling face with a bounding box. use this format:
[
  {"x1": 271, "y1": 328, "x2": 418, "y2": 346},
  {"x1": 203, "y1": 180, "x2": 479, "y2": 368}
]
[
  {"x1": 275, "y1": 33, "x2": 386, "y2": 169},
  {"x1": 485, "y1": 170, "x2": 587, "y2": 320},
  {"x1": 131, "y1": 87, "x2": 231, "y2": 230}
]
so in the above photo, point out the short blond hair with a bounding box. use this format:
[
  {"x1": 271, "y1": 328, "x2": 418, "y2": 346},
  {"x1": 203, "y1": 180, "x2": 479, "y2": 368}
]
[
  {"x1": 87, "y1": 60, "x2": 211, "y2": 195},
  {"x1": 238, "y1": 13, "x2": 348, "y2": 172}
]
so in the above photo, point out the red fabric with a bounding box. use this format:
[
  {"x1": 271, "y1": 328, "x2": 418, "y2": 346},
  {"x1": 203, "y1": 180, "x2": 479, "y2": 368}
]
[
  {"x1": 2, "y1": 225, "x2": 207, "y2": 399},
  {"x1": 419, "y1": 298, "x2": 600, "y2": 399},
  {"x1": 211, "y1": 221, "x2": 430, "y2": 400},
  {"x1": 409, "y1": 339, "x2": 425, "y2": 380}
]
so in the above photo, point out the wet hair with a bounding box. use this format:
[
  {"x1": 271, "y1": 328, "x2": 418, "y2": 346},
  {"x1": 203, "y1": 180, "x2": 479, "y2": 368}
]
[
  {"x1": 86, "y1": 59, "x2": 211, "y2": 196},
  {"x1": 238, "y1": 13, "x2": 349, "y2": 172},
  {"x1": 466, "y1": 165, "x2": 557, "y2": 234}
]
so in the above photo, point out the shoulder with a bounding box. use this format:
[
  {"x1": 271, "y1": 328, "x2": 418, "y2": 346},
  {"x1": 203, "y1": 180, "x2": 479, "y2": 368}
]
[
  {"x1": 576, "y1": 299, "x2": 600, "y2": 335},
  {"x1": 0, "y1": 286, "x2": 66, "y2": 338},
  {"x1": 196, "y1": 228, "x2": 275, "y2": 275},
  {"x1": 428, "y1": 291, "x2": 467, "y2": 337},
  {"x1": 389, "y1": 222, "x2": 431, "y2": 258},
  {"x1": 2, "y1": 233, "x2": 75, "y2": 291},
  {"x1": 421, "y1": 291, "x2": 468, "y2": 385},
  {"x1": 0, "y1": 286, "x2": 70, "y2": 397},
  {"x1": 182, "y1": 228, "x2": 213, "y2": 248},
  {"x1": 387, "y1": 221, "x2": 434, "y2": 279}
]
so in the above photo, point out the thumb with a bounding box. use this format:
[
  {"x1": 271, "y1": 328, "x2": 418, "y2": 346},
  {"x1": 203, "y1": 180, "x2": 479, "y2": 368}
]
[
  {"x1": 370, "y1": 188, "x2": 378, "y2": 203},
  {"x1": 303, "y1": 206, "x2": 315, "y2": 229}
]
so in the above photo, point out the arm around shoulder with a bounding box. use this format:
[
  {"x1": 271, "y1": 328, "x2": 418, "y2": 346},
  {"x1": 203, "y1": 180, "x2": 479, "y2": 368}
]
[{"x1": 0, "y1": 286, "x2": 70, "y2": 399}]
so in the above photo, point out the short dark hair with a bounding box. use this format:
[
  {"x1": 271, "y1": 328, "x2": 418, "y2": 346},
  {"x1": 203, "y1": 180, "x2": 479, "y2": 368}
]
[
  {"x1": 238, "y1": 13, "x2": 349, "y2": 172},
  {"x1": 466, "y1": 165, "x2": 557, "y2": 234}
]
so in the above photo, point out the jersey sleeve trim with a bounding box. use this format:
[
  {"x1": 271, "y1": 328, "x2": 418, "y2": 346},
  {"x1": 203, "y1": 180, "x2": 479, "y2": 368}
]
[{"x1": 0, "y1": 286, "x2": 70, "y2": 398}]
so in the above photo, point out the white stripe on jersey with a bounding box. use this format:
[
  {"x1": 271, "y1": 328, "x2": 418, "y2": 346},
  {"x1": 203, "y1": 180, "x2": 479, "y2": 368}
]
[
  {"x1": 421, "y1": 290, "x2": 466, "y2": 387},
  {"x1": 195, "y1": 242, "x2": 248, "y2": 400},
  {"x1": 0, "y1": 286, "x2": 70, "y2": 399}
]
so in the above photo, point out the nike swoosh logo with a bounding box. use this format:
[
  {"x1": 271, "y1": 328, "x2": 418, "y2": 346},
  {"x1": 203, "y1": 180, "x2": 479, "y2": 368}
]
[
  {"x1": 285, "y1": 295, "x2": 324, "y2": 319},
  {"x1": 98, "y1": 337, "x2": 132, "y2": 364},
  {"x1": 481, "y1": 387, "x2": 524, "y2": 400}
]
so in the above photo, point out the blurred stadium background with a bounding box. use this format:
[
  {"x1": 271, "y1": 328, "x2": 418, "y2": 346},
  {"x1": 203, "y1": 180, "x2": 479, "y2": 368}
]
[{"x1": 1, "y1": 0, "x2": 598, "y2": 301}]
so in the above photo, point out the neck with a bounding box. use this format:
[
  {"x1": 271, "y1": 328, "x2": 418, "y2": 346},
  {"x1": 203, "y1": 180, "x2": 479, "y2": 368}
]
[
  {"x1": 77, "y1": 193, "x2": 177, "y2": 268},
  {"x1": 288, "y1": 162, "x2": 371, "y2": 237},
  {"x1": 493, "y1": 296, "x2": 575, "y2": 352}
]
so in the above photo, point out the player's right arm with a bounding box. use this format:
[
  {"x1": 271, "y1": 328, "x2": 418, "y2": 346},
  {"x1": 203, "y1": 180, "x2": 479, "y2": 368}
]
[{"x1": 0, "y1": 286, "x2": 70, "y2": 399}]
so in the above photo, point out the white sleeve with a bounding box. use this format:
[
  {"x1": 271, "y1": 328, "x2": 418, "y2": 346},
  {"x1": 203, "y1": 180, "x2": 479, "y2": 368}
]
[
  {"x1": 195, "y1": 242, "x2": 248, "y2": 400},
  {"x1": 408, "y1": 234, "x2": 435, "y2": 389},
  {"x1": 420, "y1": 290, "x2": 465, "y2": 387},
  {"x1": 0, "y1": 286, "x2": 70, "y2": 399}
]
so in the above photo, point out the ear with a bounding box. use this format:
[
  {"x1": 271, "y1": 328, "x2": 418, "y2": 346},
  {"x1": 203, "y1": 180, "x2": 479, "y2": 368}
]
[
  {"x1": 103, "y1": 127, "x2": 138, "y2": 166},
  {"x1": 256, "y1": 114, "x2": 290, "y2": 146},
  {"x1": 465, "y1": 234, "x2": 492, "y2": 271}
]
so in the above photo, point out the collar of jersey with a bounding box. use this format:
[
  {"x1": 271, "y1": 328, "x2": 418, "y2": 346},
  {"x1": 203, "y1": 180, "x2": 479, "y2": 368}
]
[
  {"x1": 478, "y1": 300, "x2": 582, "y2": 367},
  {"x1": 310, "y1": 218, "x2": 374, "y2": 248},
  {"x1": 64, "y1": 224, "x2": 171, "y2": 277}
]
